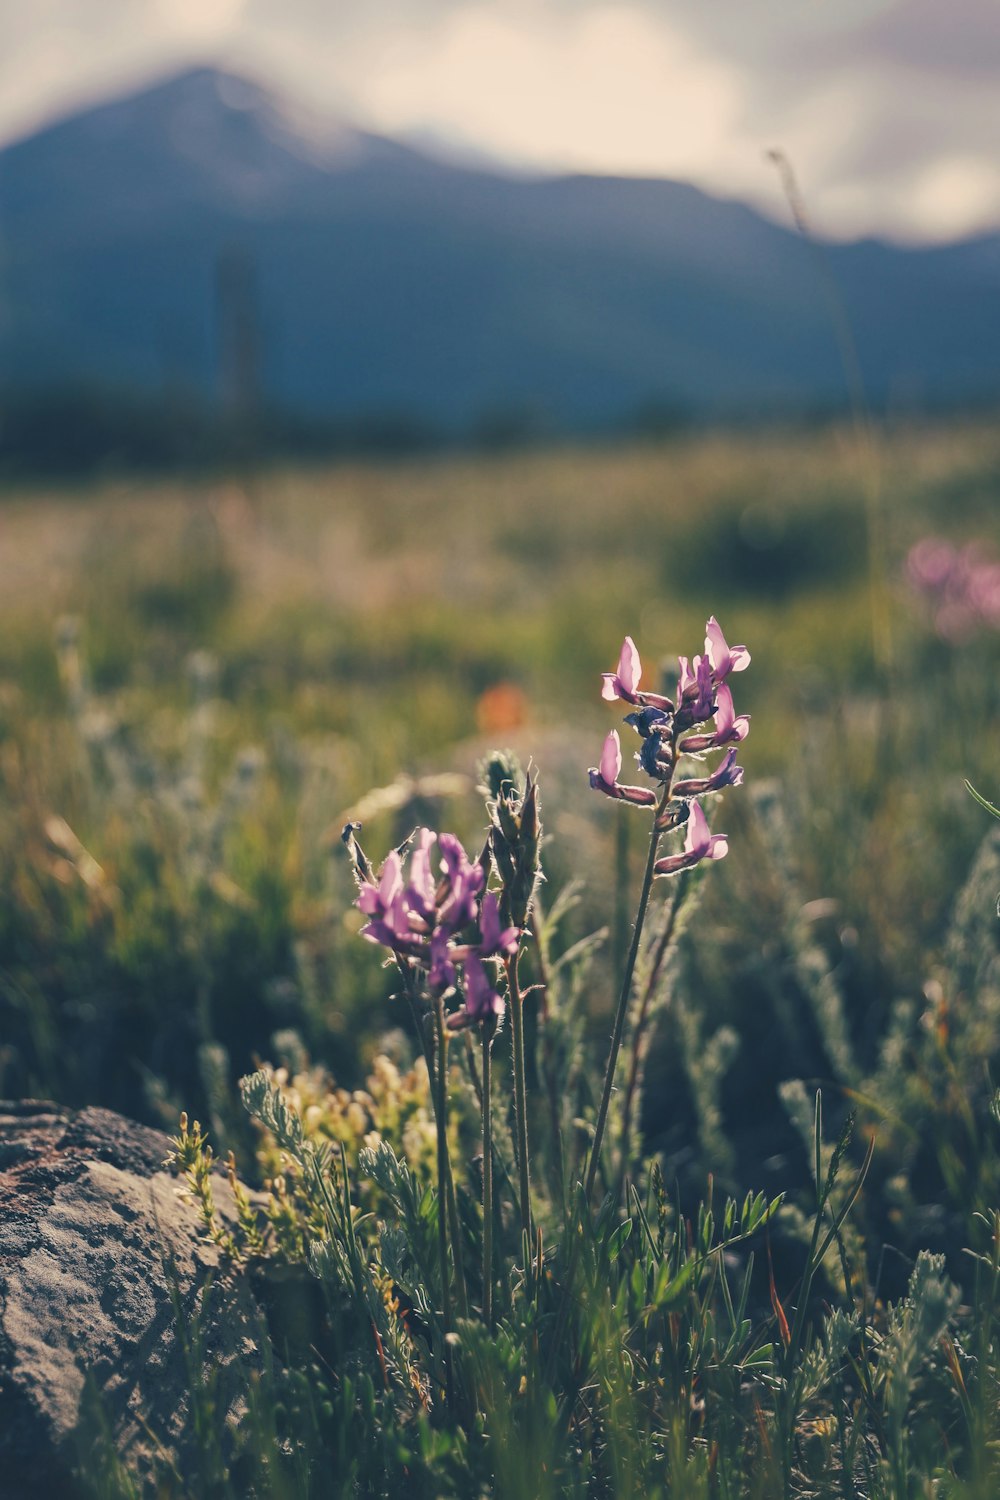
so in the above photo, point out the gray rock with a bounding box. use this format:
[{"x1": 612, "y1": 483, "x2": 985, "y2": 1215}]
[{"x1": 0, "y1": 1100, "x2": 264, "y2": 1496}]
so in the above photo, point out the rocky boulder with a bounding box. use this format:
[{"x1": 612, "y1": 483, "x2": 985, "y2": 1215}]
[{"x1": 0, "y1": 1099, "x2": 264, "y2": 1496}]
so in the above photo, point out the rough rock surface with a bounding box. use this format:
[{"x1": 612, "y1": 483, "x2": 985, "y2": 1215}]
[{"x1": 0, "y1": 1099, "x2": 264, "y2": 1496}]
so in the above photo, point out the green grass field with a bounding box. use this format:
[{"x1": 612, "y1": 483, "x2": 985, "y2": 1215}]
[{"x1": 4, "y1": 418, "x2": 1000, "y2": 1494}]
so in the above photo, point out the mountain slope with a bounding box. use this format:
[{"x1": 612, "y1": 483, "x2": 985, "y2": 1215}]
[{"x1": 1, "y1": 66, "x2": 998, "y2": 428}]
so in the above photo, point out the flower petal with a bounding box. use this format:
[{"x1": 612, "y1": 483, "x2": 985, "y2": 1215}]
[
  {"x1": 617, "y1": 636, "x2": 641, "y2": 696},
  {"x1": 600, "y1": 729, "x2": 622, "y2": 786}
]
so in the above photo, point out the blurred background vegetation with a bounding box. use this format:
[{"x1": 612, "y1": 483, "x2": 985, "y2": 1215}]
[{"x1": 2, "y1": 418, "x2": 999, "y2": 1276}]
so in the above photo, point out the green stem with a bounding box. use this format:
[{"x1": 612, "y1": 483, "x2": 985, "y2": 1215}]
[
  {"x1": 584, "y1": 783, "x2": 670, "y2": 1200},
  {"x1": 482, "y1": 1022, "x2": 495, "y2": 1329},
  {"x1": 506, "y1": 951, "x2": 533, "y2": 1239},
  {"x1": 615, "y1": 877, "x2": 684, "y2": 1202},
  {"x1": 433, "y1": 998, "x2": 454, "y2": 1410}
]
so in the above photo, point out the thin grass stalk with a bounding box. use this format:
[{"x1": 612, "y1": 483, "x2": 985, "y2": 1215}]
[
  {"x1": 530, "y1": 905, "x2": 565, "y2": 1197},
  {"x1": 482, "y1": 1021, "x2": 495, "y2": 1328},
  {"x1": 506, "y1": 950, "x2": 533, "y2": 1239}
]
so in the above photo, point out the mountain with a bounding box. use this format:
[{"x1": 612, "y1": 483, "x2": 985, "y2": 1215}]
[{"x1": 1, "y1": 65, "x2": 999, "y2": 436}]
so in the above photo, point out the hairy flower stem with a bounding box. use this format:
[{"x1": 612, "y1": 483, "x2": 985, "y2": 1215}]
[
  {"x1": 433, "y1": 998, "x2": 455, "y2": 1409},
  {"x1": 584, "y1": 782, "x2": 671, "y2": 1201},
  {"x1": 506, "y1": 951, "x2": 533, "y2": 1240},
  {"x1": 482, "y1": 1021, "x2": 495, "y2": 1329},
  {"x1": 615, "y1": 877, "x2": 685, "y2": 1202}
]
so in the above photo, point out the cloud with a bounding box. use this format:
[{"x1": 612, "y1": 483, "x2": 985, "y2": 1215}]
[
  {"x1": 0, "y1": 0, "x2": 247, "y2": 142},
  {"x1": 3, "y1": 0, "x2": 1000, "y2": 241},
  {"x1": 356, "y1": 3, "x2": 743, "y2": 179}
]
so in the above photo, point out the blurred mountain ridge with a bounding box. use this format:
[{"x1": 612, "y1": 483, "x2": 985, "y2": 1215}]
[{"x1": 1, "y1": 64, "x2": 998, "y2": 434}]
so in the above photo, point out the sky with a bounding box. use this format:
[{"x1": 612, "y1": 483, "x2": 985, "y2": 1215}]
[{"x1": 4, "y1": 0, "x2": 1000, "y2": 242}]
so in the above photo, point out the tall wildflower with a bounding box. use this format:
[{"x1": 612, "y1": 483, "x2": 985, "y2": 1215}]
[
  {"x1": 344, "y1": 806, "x2": 534, "y2": 1335},
  {"x1": 584, "y1": 617, "x2": 750, "y2": 1195}
]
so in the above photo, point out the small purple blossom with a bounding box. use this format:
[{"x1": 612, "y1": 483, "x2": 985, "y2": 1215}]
[
  {"x1": 358, "y1": 850, "x2": 418, "y2": 950},
  {"x1": 602, "y1": 635, "x2": 642, "y2": 703},
  {"x1": 588, "y1": 730, "x2": 658, "y2": 807},
  {"x1": 463, "y1": 952, "x2": 506, "y2": 1024},
  {"x1": 437, "y1": 833, "x2": 485, "y2": 932},
  {"x1": 679, "y1": 684, "x2": 750, "y2": 753},
  {"x1": 478, "y1": 891, "x2": 519, "y2": 958},
  {"x1": 675, "y1": 654, "x2": 715, "y2": 730},
  {"x1": 653, "y1": 801, "x2": 728, "y2": 877},
  {"x1": 673, "y1": 747, "x2": 744, "y2": 798},
  {"x1": 601, "y1": 636, "x2": 673, "y2": 709},
  {"x1": 429, "y1": 928, "x2": 457, "y2": 994},
  {"x1": 705, "y1": 617, "x2": 750, "y2": 681},
  {"x1": 406, "y1": 828, "x2": 438, "y2": 922}
]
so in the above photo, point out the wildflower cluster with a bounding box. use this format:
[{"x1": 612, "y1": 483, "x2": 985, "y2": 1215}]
[
  {"x1": 346, "y1": 825, "x2": 517, "y2": 1028},
  {"x1": 907, "y1": 536, "x2": 1000, "y2": 641},
  {"x1": 590, "y1": 616, "x2": 750, "y2": 875}
]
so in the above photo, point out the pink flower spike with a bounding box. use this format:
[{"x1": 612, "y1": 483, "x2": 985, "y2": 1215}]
[
  {"x1": 705, "y1": 617, "x2": 750, "y2": 681},
  {"x1": 602, "y1": 635, "x2": 642, "y2": 702}
]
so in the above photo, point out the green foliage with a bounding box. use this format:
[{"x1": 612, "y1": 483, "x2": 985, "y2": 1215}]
[{"x1": 3, "y1": 425, "x2": 1000, "y2": 1493}]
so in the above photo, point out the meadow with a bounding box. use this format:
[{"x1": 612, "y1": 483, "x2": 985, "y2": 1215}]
[{"x1": 3, "y1": 415, "x2": 1000, "y2": 1495}]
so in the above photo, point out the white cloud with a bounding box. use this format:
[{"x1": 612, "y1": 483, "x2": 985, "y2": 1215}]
[
  {"x1": 3, "y1": 0, "x2": 1000, "y2": 241},
  {"x1": 358, "y1": 3, "x2": 743, "y2": 180}
]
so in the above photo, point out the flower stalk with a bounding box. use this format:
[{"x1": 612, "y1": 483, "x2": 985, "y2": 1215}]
[
  {"x1": 481, "y1": 1017, "x2": 496, "y2": 1329},
  {"x1": 584, "y1": 780, "x2": 671, "y2": 1200},
  {"x1": 506, "y1": 950, "x2": 533, "y2": 1239},
  {"x1": 433, "y1": 994, "x2": 455, "y2": 1408},
  {"x1": 585, "y1": 618, "x2": 750, "y2": 1194}
]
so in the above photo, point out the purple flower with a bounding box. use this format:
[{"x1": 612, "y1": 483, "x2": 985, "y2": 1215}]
[
  {"x1": 675, "y1": 654, "x2": 715, "y2": 729},
  {"x1": 358, "y1": 851, "x2": 419, "y2": 950},
  {"x1": 588, "y1": 730, "x2": 657, "y2": 806},
  {"x1": 679, "y1": 684, "x2": 750, "y2": 753},
  {"x1": 601, "y1": 635, "x2": 673, "y2": 709},
  {"x1": 465, "y1": 952, "x2": 505, "y2": 1022},
  {"x1": 406, "y1": 828, "x2": 439, "y2": 922},
  {"x1": 429, "y1": 928, "x2": 457, "y2": 994},
  {"x1": 705, "y1": 617, "x2": 750, "y2": 682},
  {"x1": 653, "y1": 801, "x2": 728, "y2": 877},
  {"x1": 601, "y1": 636, "x2": 643, "y2": 703},
  {"x1": 357, "y1": 849, "x2": 403, "y2": 918},
  {"x1": 672, "y1": 747, "x2": 744, "y2": 798},
  {"x1": 437, "y1": 833, "x2": 485, "y2": 931},
  {"x1": 478, "y1": 890, "x2": 519, "y2": 957}
]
